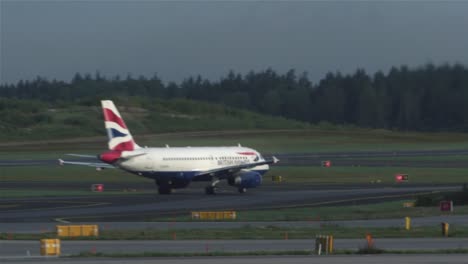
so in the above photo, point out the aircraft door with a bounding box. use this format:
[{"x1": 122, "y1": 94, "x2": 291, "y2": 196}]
[{"x1": 143, "y1": 155, "x2": 154, "y2": 170}]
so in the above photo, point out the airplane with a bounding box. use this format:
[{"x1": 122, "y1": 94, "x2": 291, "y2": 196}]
[{"x1": 59, "y1": 100, "x2": 279, "y2": 195}]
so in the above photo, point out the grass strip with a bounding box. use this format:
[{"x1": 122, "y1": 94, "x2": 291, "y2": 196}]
[
  {"x1": 0, "y1": 189, "x2": 153, "y2": 198},
  {"x1": 72, "y1": 250, "x2": 312, "y2": 257},
  {"x1": 70, "y1": 248, "x2": 468, "y2": 258},
  {"x1": 152, "y1": 200, "x2": 468, "y2": 222},
  {"x1": 4, "y1": 165, "x2": 468, "y2": 185},
  {"x1": 3, "y1": 225, "x2": 468, "y2": 240}
]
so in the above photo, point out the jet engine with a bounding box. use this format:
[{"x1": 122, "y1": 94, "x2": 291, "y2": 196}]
[{"x1": 228, "y1": 171, "x2": 262, "y2": 189}]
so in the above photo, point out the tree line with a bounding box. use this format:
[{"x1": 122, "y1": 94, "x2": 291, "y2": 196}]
[{"x1": 1, "y1": 63, "x2": 468, "y2": 132}]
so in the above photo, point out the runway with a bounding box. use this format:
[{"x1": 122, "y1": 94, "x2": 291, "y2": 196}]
[
  {"x1": 0, "y1": 185, "x2": 457, "y2": 222},
  {"x1": 2, "y1": 255, "x2": 468, "y2": 264},
  {"x1": 2, "y1": 238, "x2": 468, "y2": 256}
]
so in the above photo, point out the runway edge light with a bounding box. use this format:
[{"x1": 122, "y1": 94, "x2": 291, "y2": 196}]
[
  {"x1": 91, "y1": 184, "x2": 104, "y2": 192},
  {"x1": 395, "y1": 174, "x2": 408, "y2": 183}
]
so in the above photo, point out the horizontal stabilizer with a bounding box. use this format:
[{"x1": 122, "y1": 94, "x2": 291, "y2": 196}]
[
  {"x1": 66, "y1": 154, "x2": 97, "y2": 158},
  {"x1": 58, "y1": 159, "x2": 115, "y2": 169}
]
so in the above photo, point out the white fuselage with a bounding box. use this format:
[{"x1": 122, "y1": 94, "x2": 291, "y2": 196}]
[{"x1": 117, "y1": 146, "x2": 269, "y2": 177}]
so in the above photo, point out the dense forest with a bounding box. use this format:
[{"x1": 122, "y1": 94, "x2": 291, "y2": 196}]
[{"x1": 1, "y1": 63, "x2": 468, "y2": 132}]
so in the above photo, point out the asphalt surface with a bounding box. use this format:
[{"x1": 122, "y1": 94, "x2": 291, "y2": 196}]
[
  {"x1": 2, "y1": 255, "x2": 468, "y2": 264},
  {"x1": 2, "y1": 238, "x2": 468, "y2": 257},
  {"x1": 0, "y1": 185, "x2": 458, "y2": 222}
]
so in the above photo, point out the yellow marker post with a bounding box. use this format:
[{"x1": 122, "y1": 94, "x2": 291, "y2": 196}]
[
  {"x1": 405, "y1": 217, "x2": 411, "y2": 230},
  {"x1": 327, "y1": 235, "x2": 334, "y2": 254},
  {"x1": 442, "y1": 222, "x2": 450, "y2": 237},
  {"x1": 365, "y1": 234, "x2": 374, "y2": 248},
  {"x1": 191, "y1": 211, "x2": 200, "y2": 219},
  {"x1": 271, "y1": 175, "x2": 282, "y2": 182}
]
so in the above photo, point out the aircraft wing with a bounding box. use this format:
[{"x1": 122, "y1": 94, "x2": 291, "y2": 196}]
[
  {"x1": 58, "y1": 159, "x2": 115, "y2": 169},
  {"x1": 194, "y1": 156, "x2": 279, "y2": 179}
]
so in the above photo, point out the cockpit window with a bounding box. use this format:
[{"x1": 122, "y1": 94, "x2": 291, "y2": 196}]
[{"x1": 254, "y1": 153, "x2": 262, "y2": 162}]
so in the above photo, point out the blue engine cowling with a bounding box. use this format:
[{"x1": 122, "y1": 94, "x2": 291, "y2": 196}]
[{"x1": 228, "y1": 171, "x2": 262, "y2": 189}]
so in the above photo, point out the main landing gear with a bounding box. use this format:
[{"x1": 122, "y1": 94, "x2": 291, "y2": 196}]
[
  {"x1": 156, "y1": 180, "x2": 172, "y2": 195},
  {"x1": 238, "y1": 187, "x2": 247, "y2": 194},
  {"x1": 158, "y1": 186, "x2": 172, "y2": 195},
  {"x1": 205, "y1": 178, "x2": 220, "y2": 195}
]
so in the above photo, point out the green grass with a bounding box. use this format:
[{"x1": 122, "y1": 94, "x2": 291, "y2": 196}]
[
  {"x1": 5, "y1": 128, "x2": 468, "y2": 155},
  {"x1": 0, "y1": 189, "x2": 152, "y2": 198},
  {"x1": 0, "y1": 165, "x2": 152, "y2": 183},
  {"x1": 70, "y1": 248, "x2": 468, "y2": 258},
  {"x1": 270, "y1": 166, "x2": 468, "y2": 184},
  {"x1": 2, "y1": 164, "x2": 468, "y2": 185},
  {"x1": 129, "y1": 129, "x2": 468, "y2": 153},
  {"x1": 348, "y1": 155, "x2": 468, "y2": 162},
  {"x1": 237, "y1": 201, "x2": 468, "y2": 222},
  {"x1": 72, "y1": 250, "x2": 313, "y2": 258},
  {"x1": 152, "y1": 200, "x2": 468, "y2": 222},
  {"x1": 4, "y1": 225, "x2": 468, "y2": 240},
  {"x1": 0, "y1": 98, "x2": 312, "y2": 142}
]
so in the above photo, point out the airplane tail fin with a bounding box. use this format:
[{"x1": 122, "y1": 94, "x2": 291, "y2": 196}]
[{"x1": 101, "y1": 100, "x2": 141, "y2": 151}]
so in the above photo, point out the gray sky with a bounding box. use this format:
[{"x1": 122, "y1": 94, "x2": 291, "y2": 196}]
[{"x1": 1, "y1": 1, "x2": 468, "y2": 85}]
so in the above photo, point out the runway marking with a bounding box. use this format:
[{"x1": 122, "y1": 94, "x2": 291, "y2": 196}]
[
  {"x1": 54, "y1": 218, "x2": 71, "y2": 224},
  {"x1": 33, "y1": 202, "x2": 111, "y2": 211},
  {"x1": 3, "y1": 201, "x2": 111, "y2": 212},
  {"x1": 0, "y1": 204, "x2": 20, "y2": 209}
]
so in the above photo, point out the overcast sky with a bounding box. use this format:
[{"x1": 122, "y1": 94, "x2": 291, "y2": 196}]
[{"x1": 1, "y1": 1, "x2": 468, "y2": 85}]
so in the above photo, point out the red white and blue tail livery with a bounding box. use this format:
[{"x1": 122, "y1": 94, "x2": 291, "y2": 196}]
[
  {"x1": 102, "y1": 100, "x2": 140, "y2": 151},
  {"x1": 60, "y1": 100, "x2": 279, "y2": 195}
]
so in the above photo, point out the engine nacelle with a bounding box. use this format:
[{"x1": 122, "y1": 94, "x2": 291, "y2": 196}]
[{"x1": 228, "y1": 171, "x2": 262, "y2": 189}]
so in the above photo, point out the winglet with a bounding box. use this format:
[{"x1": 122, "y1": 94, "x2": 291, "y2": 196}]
[{"x1": 272, "y1": 156, "x2": 280, "y2": 164}]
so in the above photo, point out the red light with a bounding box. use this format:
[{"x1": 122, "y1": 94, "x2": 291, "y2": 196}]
[
  {"x1": 92, "y1": 184, "x2": 104, "y2": 192},
  {"x1": 395, "y1": 174, "x2": 408, "y2": 183},
  {"x1": 322, "y1": 160, "x2": 332, "y2": 167}
]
